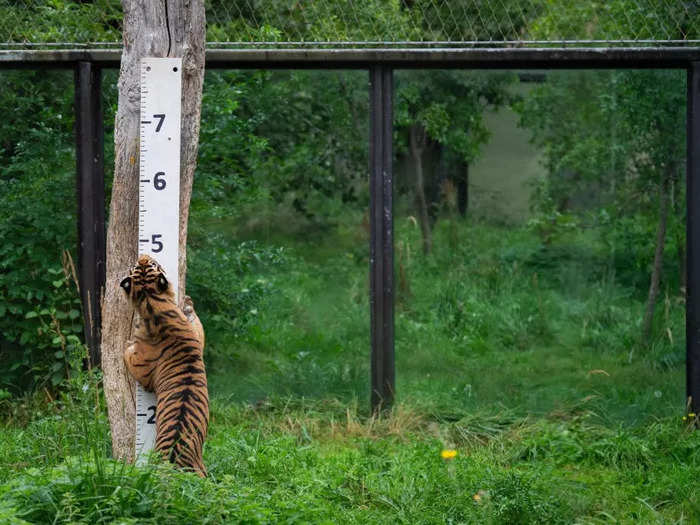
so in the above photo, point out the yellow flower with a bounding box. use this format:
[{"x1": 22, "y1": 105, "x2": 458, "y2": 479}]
[
  {"x1": 441, "y1": 449, "x2": 458, "y2": 460},
  {"x1": 683, "y1": 416, "x2": 688, "y2": 421},
  {"x1": 473, "y1": 493, "x2": 481, "y2": 502},
  {"x1": 689, "y1": 413, "x2": 697, "y2": 418}
]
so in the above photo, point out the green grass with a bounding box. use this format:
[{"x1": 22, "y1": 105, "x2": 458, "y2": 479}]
[
  {"x1": 1, "y1": 397, "x2": 699, "y2": 523},
  {"x1": 1, "y1": 216, "x2": 698, "y2": 523}
]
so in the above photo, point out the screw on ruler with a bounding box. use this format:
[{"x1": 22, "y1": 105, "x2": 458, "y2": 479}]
[{"x1": 135, "y1": 57, "x2": 182, "y2": 463}]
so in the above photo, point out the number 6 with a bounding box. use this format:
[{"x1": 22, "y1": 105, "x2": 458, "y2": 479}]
[{"x1": 154, "y1": 172, "x2": 166, "y2": 190}]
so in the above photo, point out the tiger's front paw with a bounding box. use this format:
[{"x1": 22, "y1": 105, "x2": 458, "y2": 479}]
[
  {"x1": 183, "y1": 296, "x2": 195, "y2": 315},
  {"x1": 124, "y1": 339, "x2": 140, "y2": 366},
  {"x1": 183, "y1": 295, "x2": 205, "y2": 347},
  {"x1": 124, "y1": 342, "x2": 135, "y2": 362}
]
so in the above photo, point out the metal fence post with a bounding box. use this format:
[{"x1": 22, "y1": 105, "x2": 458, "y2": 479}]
[
  {"x1": 75, "y1": 61, "x2": 106, "y2": 368},
  {"x1": 369, "y1": 65, "x2": 395, "y2": 413},
  {"x1": 688, "y1": 62, "x2": 700, "y2": 414}
]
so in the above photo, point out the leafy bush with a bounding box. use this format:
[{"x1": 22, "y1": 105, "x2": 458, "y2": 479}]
[
  {"x1": 0, "y1": 1, "x2": 121, "y2": 43},
  {"x1": 0, "y1": 71, "x2": 85, "y2": 393},
  {"x1": 187, "y1": 237, "x2": 287, "y2": 345}
]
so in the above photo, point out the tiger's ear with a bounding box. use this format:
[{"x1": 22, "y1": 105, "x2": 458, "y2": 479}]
[
  {"x1": 120, "y1": 277, "x2": 132, "y2": 294},
  {"x1": 157, "y1": 274, "x2": 168, "y2": 293}
]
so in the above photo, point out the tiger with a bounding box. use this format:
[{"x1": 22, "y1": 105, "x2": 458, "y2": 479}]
[{"x1": 120, "y1": 254, "x2": 209, "y2": 477}]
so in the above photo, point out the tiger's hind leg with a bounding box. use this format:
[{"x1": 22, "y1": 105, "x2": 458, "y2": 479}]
[{"x1": 160, "y1": 437, "x2": 207, "y2": 478}]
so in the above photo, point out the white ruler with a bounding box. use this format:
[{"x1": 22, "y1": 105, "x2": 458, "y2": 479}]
[{"x1": 135, "y1": 57, "x2": 182, "y2": 461}]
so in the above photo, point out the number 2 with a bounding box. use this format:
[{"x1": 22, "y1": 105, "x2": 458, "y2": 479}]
[{"x1": 147, "y1": 405, "x2": 156, "y2": 424}]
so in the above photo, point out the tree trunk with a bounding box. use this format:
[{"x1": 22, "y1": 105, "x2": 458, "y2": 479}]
[
  {"x1": 100, "y1": 0, "x2": 205, "y2": 462},
  {"x1": 679, "y1": 235, "x2": 687, "y2": 293},
  {"x1": 409, "y1": 124, "x2": 432, "y2": 255},
  {"x1": 457, "y1": 162, "x2": 469, "y2": 217},
  {"x1": 642, "y1": 168, "x2": 673, "y2": 342},
  {"x1": 671, "y1": 174, "x2": 687, "y2": 292}
]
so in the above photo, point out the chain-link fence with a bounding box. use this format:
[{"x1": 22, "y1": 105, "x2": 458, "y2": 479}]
[{"x1": 0, "y1": 0, "x2": 698, "y2": 49}]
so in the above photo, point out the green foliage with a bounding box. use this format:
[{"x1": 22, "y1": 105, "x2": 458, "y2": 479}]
[
  {"x1": 5, "y1": 0, "x2": 697, "y2": 46},
  {"x1": 0, "y1": 0, "x2": 121, "y2": 43},
  {"x1": 201, "y1": 216, "x2": 371, "y2": 401},
  {"x1": 409, "y1": 0, "x2": 537, "y2": 41},
  {"x1": 186, "y1": 214, "x2": 685, "y2": 427},
  {"x1": 517, "y1": 71, "x2": 619, "y2": 195},
  {"x1": 194, "y1": 71, "x2": 270, "y2": 217},
  {"x1": 518, "y1": 70, "x2": 686, "y2": 201},
  {"x1": 525, "y1": 178, "x2": 580, "y2": 245},
  {"x1": 205, "y1": 0, "x2": 420, "y2": 42},
  {"x1": 193, "y1": 69, "x2": 367, "y2": 222},
  {"x1": 187, "y1": 238, "x2": 286, "y2": 341},
  {"x1": 487, "y1": 472, "x2": 565, "y2": 524},
  {"x1": 517, "y1": 10, "x2": 688, "y2": 341},
  {"x1": 21, "y1": 267, "x2": 86, "y2": 388},
  {"x1": 0, "y1": 65, "x2": 118, "y2": 395},
  {"x1": 249, "y1": 70, "x2": 367, "y2": 219},
  {"x1": 529, "y1": 0, "x2": 700, "y2": 41},
  {"x1": 395, "y1": 70, "x2": 516, "y2": 163},
  {"x1": 0, "y1": 71, "x2": 86, "y2": 392},
  {"x1": 517, "y1": 69, "x2": 687, "y2": 324}
]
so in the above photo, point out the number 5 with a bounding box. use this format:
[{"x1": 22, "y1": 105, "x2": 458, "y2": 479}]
[{"x1": 151, "y1": 234, "x2": 163, "y2": 253}]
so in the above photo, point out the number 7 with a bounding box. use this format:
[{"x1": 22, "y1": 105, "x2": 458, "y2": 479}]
[{"x1": 153, "y1": 114, "x2": 165, "y2": 132}]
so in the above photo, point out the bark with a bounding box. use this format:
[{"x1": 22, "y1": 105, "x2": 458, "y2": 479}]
[
  {"x1": 671, "y1": 175, "x2": 687, "y2": 291},
  {"x1": 679, "y1": 236, "x2": 687, "y2": 293},
  {"x1": 642, "y1": 168, "x2": 673, "y2": 342},
  {"x1": 409, "y1": 124, "x2": 432, "y2": 255},
  {"x1": 100, "y1": 0, "x2": 205, "y2": 462},
  {"x1": 457, "y1": 162, "x2": 469, "y2": 217}
]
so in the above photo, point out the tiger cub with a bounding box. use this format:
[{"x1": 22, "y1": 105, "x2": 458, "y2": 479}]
[{"x1": 120, "y1": 254, "x2": 209, "y2": 477}]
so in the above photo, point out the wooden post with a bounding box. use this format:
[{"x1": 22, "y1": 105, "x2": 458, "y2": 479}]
[{"x1": 100, "y1": 0, "x2": 205, "y2": 462}]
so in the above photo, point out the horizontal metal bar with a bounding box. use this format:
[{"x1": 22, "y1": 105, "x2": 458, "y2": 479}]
[
  {"x1": 2, "y1": 39, "x2": 700, "y2": 49},
  {"x1": 206, "y1": 40, "x2": 700, "y2": 47},
  {"x1": 204, "y1": 47, "x2": 700, "y2": 69},
  {"x1": 0, "y1": 49, "x2": 120, "y2": 68},
  {"x1": 0, "y1": 47, "x2": 699, "y2": 69},
  {"x1": 0, "y1": 42, "x2": 121, "y2": 48}
]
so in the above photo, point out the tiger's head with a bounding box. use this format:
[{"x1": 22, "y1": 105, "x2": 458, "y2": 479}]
[{"x1": 120, "y1": 254, "x2": 174, "y2": 304}]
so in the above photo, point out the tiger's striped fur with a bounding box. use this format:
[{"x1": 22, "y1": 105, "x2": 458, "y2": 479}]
[{"x1": 120, "y1": 254, "x2": 209, "y2": 477}]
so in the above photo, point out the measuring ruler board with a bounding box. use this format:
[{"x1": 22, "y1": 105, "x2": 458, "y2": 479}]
[{"x1": 135, "y1": 57, "x2": 182, "y2": 461}]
